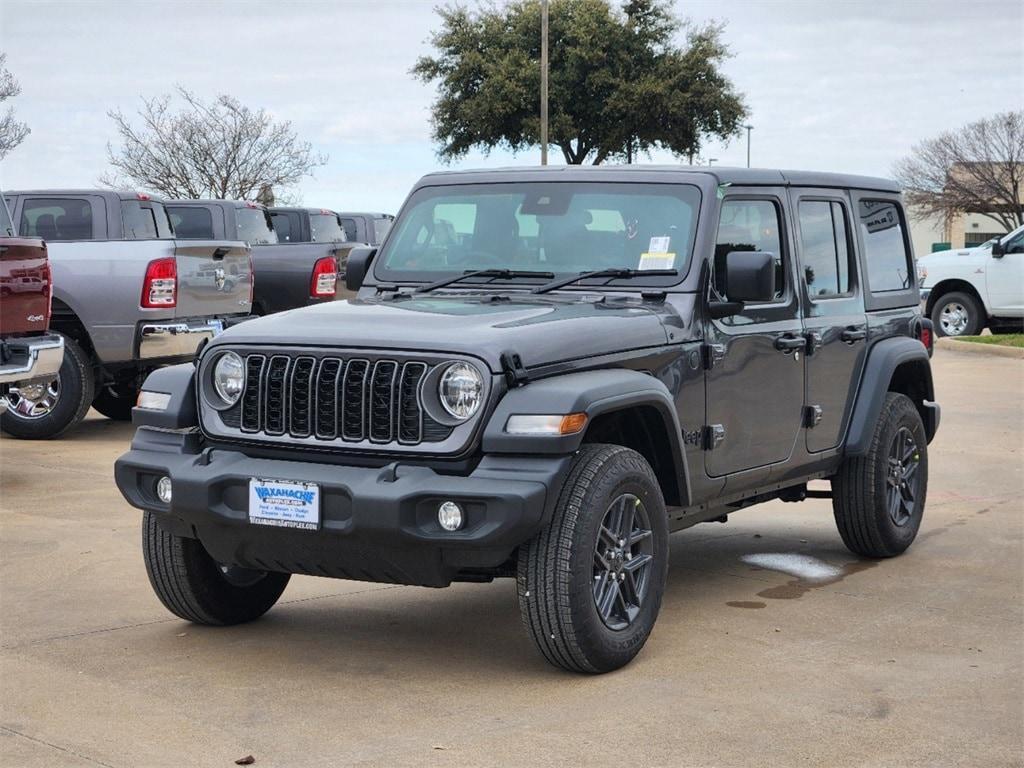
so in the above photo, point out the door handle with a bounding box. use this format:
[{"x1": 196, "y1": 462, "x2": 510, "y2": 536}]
[
  {"x1": 774, "y1": 334, "x2": 807, "y2": 352},
  {"x1": 840, "y1": 328, "x2": 867, "y2": 344}
]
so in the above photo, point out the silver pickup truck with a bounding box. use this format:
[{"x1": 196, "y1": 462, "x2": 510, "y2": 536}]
[
  {"x1": 1, "y1": 189, "x2": 252, "y2": 438},
  {"x1": 167, "y1": 201, "x2": 346, "y2": 315}
]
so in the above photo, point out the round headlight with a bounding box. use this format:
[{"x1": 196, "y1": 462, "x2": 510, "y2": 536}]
[
  {"x1": 439, "y1": 362, "x2": 483, "y2": 420},
  {"x1": 212, "y1": 351, "x2": 245, "y2": 406}
]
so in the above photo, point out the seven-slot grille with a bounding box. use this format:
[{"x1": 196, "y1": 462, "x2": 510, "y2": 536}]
[{"x1": 235, "y1": 353, "x2": 432, "y2": 445}]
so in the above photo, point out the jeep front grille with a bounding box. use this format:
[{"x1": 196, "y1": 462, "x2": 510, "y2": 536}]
[{"x1": 232, "y1": 353, "x2": 438, "y2": 446}]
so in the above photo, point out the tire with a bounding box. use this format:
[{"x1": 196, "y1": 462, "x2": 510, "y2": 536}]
[
  {"x1": 0, "y1": 333, "x2": 95, "y2": 439},
  {"x1": 517, "y1": 444, "x2": 669, "y2": 673},
  {"x1": 931, "y1": 291, "x2": 983, "y2": 337},
  {"x1": 92, "y1": 382, "x2": 137, "y2": 421},
  {"x1": 142, "y1": 511, "x2": 290, "y2": 625},
  {"x1": 832, "y1": 393, "x2": 928, "y2": 558}
]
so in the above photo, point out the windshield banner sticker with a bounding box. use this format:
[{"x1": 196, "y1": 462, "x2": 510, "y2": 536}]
[{"x1": 639, "y1": 236, "x2": 675, "y2": 270}]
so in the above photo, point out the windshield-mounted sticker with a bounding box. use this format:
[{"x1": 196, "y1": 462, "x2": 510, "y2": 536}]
[
  {"x1": 638, "y1": 251, "x2": 676, "y2": 270},
  {"x1": 647, "y1": 236, "x2": 670, "y2": 254}
]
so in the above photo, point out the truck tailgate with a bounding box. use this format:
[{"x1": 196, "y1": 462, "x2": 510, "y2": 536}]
[
  {"x1": 0, "y1": 237, "x2": 50, "y2": 335},
  {"x1": 173, "y1": 240, "x2": 252, "y2": 318}
]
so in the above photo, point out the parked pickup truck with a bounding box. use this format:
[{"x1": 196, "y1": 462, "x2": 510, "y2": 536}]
[
  {"x1": 1, "y1": 189, "x2": 253, "y2": 439},
  {"x1": 117, "y1": 166, "x2": 939, "y2": 673},
  {"x1": 0, "y1": 194, "x2": 64, "y2": 417},
  {"x1": 918, "y1": 224, "x2": 1024, "y2": 336},
  {"x1": 336, "y1": 212, "x2": 394, "y2": 247},
  {"x1": 167, "y1": 201, "x2": 343, "y2": 316}
]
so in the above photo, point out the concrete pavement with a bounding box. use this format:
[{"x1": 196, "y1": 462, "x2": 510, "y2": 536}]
[{"x1": 1, "y1": 349, "x2": 1021, "y2": 767}]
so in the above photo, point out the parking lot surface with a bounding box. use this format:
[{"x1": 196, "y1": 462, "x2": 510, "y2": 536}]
[{"x1": 1, "y1": 350, "x2": 1022, "y2": 768}]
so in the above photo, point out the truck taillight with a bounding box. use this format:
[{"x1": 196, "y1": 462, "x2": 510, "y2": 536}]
[
  {"x1": 917, "y1": 318, "x2": 935, "y2": 357},
  {"x1": 141, "y1": 257, "x2": 177, "y2": 308},
  {"x1": 310, "y1": 256, "x2": 337, "y2": 298}
]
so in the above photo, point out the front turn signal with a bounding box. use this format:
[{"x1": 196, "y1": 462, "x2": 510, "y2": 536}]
[{"x1": 505, "y1": 413, "x2": 588, "y2": 436}]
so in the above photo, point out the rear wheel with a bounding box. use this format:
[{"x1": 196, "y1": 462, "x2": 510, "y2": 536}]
[
  {"x1": 142, "y1": 511, "x2": 290, "y2": 625},
  {"x1": 832, "y1": 393, "x2": 928, "y2": 558},
  {"x1": 0, "y1": 333, "x2": 94, "y2": 439},
  {"x1": 92, "y1": 382, "x2": 138, "y2": 421},
  {"x1": 931, "y1": 291, "x2": 983, "y2": 337},
  {"x1": 517, "y1": 444, "x2": 668, "y2": 673}
]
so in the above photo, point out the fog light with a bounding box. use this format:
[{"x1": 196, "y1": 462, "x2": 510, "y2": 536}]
[
  {"x1": 156, "y1": 476, "x2": 172, "y2": 504},
  {"x1": 438, "y1": 501, "x2": 463, "y2": 531}
]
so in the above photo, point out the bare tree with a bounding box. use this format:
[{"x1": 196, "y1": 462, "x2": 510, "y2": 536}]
[
  {"x1": 894, "y1": 111, "x2": 1024, "y2": 232},
  {"x1": 102, "y1": 87, "x2": 327, "y2": 200},
  {"x1": 0, "y1": 53, "x2": 31, "y2": 159}
]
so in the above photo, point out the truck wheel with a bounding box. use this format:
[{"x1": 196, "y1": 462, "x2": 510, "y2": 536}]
[
  {"x1": 143, "y1": 511, "x2": 290, "y2": 625},
  {"x1": 0, "y1": 333, "x2": 94, "y2": 439},
  {"x1": 92, "y1": 383, "x2": 137, "y2": 421},
  {"x1": 832, "y1": 393, "x2": 928, "y2": 558},
  {"x1": 517, "y1": 444, "x2": 669, "y2": 673},
  {"x1": 931, "y1": 291, "x2": 982, "y2": 337}
]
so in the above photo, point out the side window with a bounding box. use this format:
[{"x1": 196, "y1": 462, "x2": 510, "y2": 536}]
[
  {"x1": 340, "y1": 217, "x2": 358, "y2": 242},
  {"x1": 20, "y1": 198, "x2": 93, "y2": 240},
  {"x1": 168, "y1": 206, "x2": 215, "y2": 239},
  {"x1": 798, "y1": 200, "x2": 852, "y2": 297},
  {"x1": 715, "y1": 199, "x2": 785, "y2": 302},
  {"x1": 271, "y1": 212, "x2": 291, "y2": 242},
  {"x1": 121, "y1": 201, "x2": 159, "y2": 239},
  {"x1": 858, "y1": 200, "x2": 912, "y2": 292}
]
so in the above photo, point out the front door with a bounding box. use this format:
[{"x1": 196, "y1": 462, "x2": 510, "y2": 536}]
[
  {"x1": 791, "y1": 190, "x2": 868, "y2": 453},
  {"x1": 704, "y1": 192, "x2": 806, "y2": 477},
  {"x1": 986, "y1": 228, "x2": 1024, "y2": 315}
]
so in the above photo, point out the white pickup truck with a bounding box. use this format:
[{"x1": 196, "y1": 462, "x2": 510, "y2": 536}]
[{"x1": 918, "y1": 224, "x2": 1024, "y2": 337}]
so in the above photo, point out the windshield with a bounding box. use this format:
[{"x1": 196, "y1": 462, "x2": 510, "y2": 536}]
[
  {"x1": 310, "y1": 213, "x2": 346, "y2": 243},
  {"x1": 376, "y1": 182, "x2": 700, "y2": 285},
  {"x1": 236, "y1": 207, "x2": 278, "y2": 244}
]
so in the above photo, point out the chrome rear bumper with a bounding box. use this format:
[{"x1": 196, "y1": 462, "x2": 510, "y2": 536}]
[
  {"x1": 137, "y1": 319, "x2": 227, "y2": 360},
  {"x1": 0, "y1": 334, "x2": 65, "y2": 414}
]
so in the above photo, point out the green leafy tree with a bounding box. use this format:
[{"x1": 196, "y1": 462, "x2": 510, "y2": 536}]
[{"x1": 413, "y1": 0, "x2": 748, "y2": 164}]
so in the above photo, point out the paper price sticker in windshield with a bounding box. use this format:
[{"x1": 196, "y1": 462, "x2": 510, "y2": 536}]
[{"x1": 638, "y1": 251, "x2": 676, "y2": 270}]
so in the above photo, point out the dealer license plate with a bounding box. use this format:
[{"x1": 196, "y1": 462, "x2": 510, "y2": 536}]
[{"x1": 248, "y1": 478, "x2": 320, "y2": 530}]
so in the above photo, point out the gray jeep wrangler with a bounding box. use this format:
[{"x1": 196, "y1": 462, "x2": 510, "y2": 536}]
[{"x1": 115, "y1": 167, "x2": 939, "y2": 673}]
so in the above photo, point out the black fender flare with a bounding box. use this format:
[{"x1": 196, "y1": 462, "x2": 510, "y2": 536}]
[
  {"x1": 845, "y1": 336, "x2": 939, "y2": 456},
  {"x1": 482, "y1": 369, "x2": 691, "y2": 505},
  {"x1": 131, "y1": 363, "x2": 197, "y2": 430}
]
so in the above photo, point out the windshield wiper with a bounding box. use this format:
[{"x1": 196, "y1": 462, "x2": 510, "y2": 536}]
[
  {"x1": 414, "y1": 268, "x2": 554, "y2": 294},
  {"x1": 530, "y1": 268, "x2": 678, "y2": 294}
]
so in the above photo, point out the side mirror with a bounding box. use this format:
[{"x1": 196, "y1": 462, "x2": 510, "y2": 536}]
[
  {"x1": 344, "y1": 246, "x2": 376, "y2": 292},
  {"x1": 991, "y1": 240, "x2": 1006, "y2": 258},
  {"x1": 708, "y1": 251, "x2": 777, "y2": 319}
]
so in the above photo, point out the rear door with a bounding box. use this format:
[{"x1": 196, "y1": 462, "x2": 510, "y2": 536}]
[
  {"x1": 704, "y1": 190, "x2": 806, "y2": 477},
  {"x1": 791, "y1": 189, "x2": 868, "y2": 452}
]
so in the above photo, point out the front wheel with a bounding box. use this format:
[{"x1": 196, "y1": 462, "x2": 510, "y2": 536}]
[
  {"x1": 832, "y1": 393, "x2": 928, "y2": 558},
  {"x1": 142, "y1": 511, "x2": 290, "y2": 625},
  {"x1": 517, "y1": 444, "x2": 669, "y2": 673},
  {"x1": 931, "y1": 291, "x2": 983, "y2": 337},
  {"x1": 92, "y1": 382, "x2": 138, "y2": 421}
]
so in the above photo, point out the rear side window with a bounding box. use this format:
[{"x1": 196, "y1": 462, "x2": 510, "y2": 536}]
[
  {"x1": 715, "y1": 199, "x2": 786, "y2": 302},
  {"x1": 236, "y1": 207, "x2": 278, "y2": 245},
  {"x1": 340, "y1": 217, "x2": 358, "y2": 242},
  {"x1": 1, "y1": 197, "x2": 13, "y2": 236},
  {"x1": 798, "y1": 201, "x2": 851, "y2": 297},
  {"x1": 270, "y1": 212, "x2": 293, "y2": 242},
  {"x1": 310, "y1": 213, "x2": 346, "y2": 243},
  {"x1": 372, "y1": 216, "x2": 392, "y2": 244},
  {"x1": 858, "y1": 200, "x2": 912, "y2": 292},
  {"x1": 121, "y1": 201, "x2": 173, "y2": 239},
  {"x1": 20, "y1": 198, "x2": 93, "y2": 240},
  {"x1": 168, "y1": 206, "x2": 215, "y2": 239}
]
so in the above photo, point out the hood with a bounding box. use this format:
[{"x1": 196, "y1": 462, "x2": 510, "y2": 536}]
[{"x1": 214, "y1": 292, "x2": 679, "y2": 372}]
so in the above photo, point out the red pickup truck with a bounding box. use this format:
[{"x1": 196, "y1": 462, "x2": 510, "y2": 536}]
[{"x1": 0, "y1": 195, "x2": 63, "y2": 419}]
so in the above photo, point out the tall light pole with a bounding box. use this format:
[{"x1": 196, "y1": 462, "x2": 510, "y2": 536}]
[
  {"x1": 540, "y1": 0, "x2": 549, "y2": 166},
  {"x1": 744, "y1": 124, "x2": 753, "y2": 168},
  {"x1": 708, "y1": 158, "x2": 718, "y2": 166}
]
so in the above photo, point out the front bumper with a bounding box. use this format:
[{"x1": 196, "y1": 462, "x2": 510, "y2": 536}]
[
  {"x1": 136, "y1": 316, "x2": 254, "y2": 360},
  {"x1": 0, "y1": 333, "x2": 64, "y2": 391},
  {"x1": 114, "y1": 427, "x2": 572, "y2": 586}
]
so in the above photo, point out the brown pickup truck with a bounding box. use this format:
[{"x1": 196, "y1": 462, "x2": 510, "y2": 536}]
[{"x1": 0, "y1": 195, "x2": 64, "y2": 418}]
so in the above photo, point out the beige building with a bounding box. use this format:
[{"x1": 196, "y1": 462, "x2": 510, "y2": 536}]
[{"x1": 909, "y1": 211, "x2": 1010, "y2": 257}]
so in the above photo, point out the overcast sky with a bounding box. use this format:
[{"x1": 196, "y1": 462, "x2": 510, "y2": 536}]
[{"x1": 1, "y1": 0, "x2": 1020, "y2": 213}]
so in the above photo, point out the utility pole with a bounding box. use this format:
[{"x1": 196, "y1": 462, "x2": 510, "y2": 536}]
[
  {"x1": 540, "y1": 0, "x2": 549, "y2": 165},
  {"x1": 744, "y1": 124, "x2": 753, "y2": 168}
]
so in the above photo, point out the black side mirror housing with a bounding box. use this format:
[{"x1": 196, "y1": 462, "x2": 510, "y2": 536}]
[
  {"x1": 991, "y1": 240, "x2": 1006, "y2": 257},
  {"x1": 723, "y1": 250, "x2": 776, "y2": 303},
  {"x1": 345, "y1": 247, "x2": 377, "y2": 292}
]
